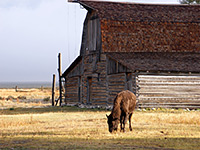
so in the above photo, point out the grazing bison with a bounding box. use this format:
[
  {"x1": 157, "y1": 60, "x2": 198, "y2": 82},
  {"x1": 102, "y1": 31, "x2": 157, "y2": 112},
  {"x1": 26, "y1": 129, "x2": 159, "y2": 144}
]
[{"x1": 106, "y1": 90, "x2": 136, "y2": 133}]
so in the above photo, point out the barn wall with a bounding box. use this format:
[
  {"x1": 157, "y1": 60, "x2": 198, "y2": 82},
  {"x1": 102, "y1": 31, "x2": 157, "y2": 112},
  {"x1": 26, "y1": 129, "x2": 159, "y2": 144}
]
[
  {"x1": 81, "y1": 54, "x2": 96, "y2": 104},
  {"x1": 131, "y1": 73, "x2": 138, "y2": 96},
  {"x1": 106, "y1": 55, "x2": 139, "y2": 104},
  {"x1": 64, "y1": 53, "x2": 108, "y2": 105},
  {"x1": 80, "y1": 12, "x2": 102, "y2": 59},
  {"x1": 67, "y1": 62, "x2": 83, "y2": 78},
  {"x1": 137, "y1": 75, "x2": 200, "y2": 108},
  {"x1": 64, "y1": 77, "x2": 79, "y2": 103},
  {"x1": 64, "y1": 58, "x2": 83, "y2": 104},
  {"x1": 64, "y1": 53, "x2": 200, "y2": 108},
  {"x1": 92, "y1": 54, "x2": 108, "y2": 105},
  {"x1": 107, "y1": 73, "x2": 126, "y2": 104},
  {"x1": 107, "y1": 72, "x2": 138, "y2": 104},
  {"x1": 81, "y1": 53, "x2": 108, "y2": 105}
]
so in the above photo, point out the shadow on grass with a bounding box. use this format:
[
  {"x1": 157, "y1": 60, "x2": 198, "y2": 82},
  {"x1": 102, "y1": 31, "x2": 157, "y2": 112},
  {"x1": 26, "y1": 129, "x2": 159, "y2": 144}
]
[
  {"x1": 0, "y1": 106, "x2": 107, "y2": 115},
  {"x1": 0, "y1": 136, "x2": 200, "y2": 150}
]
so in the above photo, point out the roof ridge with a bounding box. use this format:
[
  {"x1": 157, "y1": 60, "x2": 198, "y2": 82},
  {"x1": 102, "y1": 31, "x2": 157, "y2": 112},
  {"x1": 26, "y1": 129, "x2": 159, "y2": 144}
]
[
  {"x1": 78, "y1": 0, "x2": 200, "y2": 7},
  {"x1": 79, "y1": 1, "x2": 200, "y2": 23}
]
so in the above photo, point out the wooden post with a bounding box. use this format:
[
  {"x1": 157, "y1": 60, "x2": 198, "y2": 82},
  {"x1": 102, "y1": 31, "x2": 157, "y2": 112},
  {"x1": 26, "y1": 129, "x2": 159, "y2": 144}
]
[
  {"x1": 52, "y1": 74, "x2": 56, "y2": 106},
  {"x1": 58, "y1": 53, "x2": 62, "y2": 106},
  {"x1": 15, "y1": 86, "x2": 18, "y2": 92}
]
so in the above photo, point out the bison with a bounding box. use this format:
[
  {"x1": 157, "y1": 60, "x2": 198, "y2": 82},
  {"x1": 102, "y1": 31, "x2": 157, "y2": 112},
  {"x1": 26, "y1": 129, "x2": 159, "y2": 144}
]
[{"x1": 106, "y1": 90, "x2": 137, "y2": 133}]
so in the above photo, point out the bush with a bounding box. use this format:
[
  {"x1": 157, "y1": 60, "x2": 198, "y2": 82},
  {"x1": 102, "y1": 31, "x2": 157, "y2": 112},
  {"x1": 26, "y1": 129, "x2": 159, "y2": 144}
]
[
  {"x1": 43, "y1": 97, "x2": 50, "y2": 102},
  {"x1": 7, "y1": 96, "x2": 15, "y2": 100},
  {"x1": 17, "y1": 96, "x2": 27, "y2": 100}
]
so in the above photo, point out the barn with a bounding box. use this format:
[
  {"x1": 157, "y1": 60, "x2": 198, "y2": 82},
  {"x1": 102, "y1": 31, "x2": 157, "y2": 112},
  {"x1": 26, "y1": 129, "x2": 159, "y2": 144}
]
[{"x1": 62, "y1": 0, "x2": 200, "y2": 108}]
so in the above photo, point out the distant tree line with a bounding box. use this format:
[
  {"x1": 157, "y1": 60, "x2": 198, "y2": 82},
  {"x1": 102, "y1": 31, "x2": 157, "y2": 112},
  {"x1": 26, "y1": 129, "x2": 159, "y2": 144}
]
[{"x1": 179, "y1": 0, "x2": 200, "y2": 4}]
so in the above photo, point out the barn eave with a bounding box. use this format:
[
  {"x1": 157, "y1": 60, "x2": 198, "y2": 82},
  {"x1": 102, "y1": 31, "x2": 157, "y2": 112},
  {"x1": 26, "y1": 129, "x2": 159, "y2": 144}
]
[{"x1": 62, "y1": 56, "x2": 82, "y2": 77}]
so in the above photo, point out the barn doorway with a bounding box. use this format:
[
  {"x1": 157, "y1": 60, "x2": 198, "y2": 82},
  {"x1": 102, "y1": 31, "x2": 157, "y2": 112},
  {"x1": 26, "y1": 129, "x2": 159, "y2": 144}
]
[{"x1": 137, "y1": 74, "x2": 200, "y2": 108}]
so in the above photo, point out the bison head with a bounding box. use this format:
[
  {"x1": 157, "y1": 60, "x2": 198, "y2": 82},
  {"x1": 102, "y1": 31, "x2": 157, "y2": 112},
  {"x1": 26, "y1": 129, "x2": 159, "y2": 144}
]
[{"x1": 106, "y1": 114, "x2": 119, "y2": 133}]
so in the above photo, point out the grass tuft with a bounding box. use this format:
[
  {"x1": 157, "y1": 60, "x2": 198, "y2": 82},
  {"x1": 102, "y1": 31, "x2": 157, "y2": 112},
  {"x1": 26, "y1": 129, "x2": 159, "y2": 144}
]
[{"x1": 43, "y1": 97, "x2": 50, "y2": 102}]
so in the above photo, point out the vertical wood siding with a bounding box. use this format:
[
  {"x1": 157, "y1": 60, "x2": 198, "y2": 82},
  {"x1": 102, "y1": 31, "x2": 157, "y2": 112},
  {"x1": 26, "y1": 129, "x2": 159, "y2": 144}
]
[{"x1": 107, "y1": 57, "x2": 128, "y2": 74}]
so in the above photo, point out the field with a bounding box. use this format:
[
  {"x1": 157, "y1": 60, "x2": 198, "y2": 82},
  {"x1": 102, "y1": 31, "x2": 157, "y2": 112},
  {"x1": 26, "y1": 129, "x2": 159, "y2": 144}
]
[
  {"x1": 0, "y1": 88, "x2": 200, "y2": 150},
  {"x1": 0, "y1": 88, "x2": 59, "y2": 109},
  {"x1": 0, "y1": 88, "x2": 59, "y2": 100}
]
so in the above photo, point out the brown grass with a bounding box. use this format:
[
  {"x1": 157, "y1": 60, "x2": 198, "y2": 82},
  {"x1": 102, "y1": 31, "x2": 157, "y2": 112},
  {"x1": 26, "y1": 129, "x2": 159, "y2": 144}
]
[
  {"x1": 0, "y1": 88, "x2": 59, "y2": 100},
  {"x1": 0, "y1": 106, "x2": 200, "y2": 150},
  {"x1": 0, "y1": 88, "x2": 59, "y2": 109},
  {"x1": 0, "y1": 88, "x2": 200, "y2": 149}
]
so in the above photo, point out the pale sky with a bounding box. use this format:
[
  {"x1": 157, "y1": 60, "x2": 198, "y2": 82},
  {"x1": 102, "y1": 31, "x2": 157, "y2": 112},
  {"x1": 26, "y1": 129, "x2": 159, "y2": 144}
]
[{"x1": 0, "y1": 0, "x2": 179, "y2": 82}]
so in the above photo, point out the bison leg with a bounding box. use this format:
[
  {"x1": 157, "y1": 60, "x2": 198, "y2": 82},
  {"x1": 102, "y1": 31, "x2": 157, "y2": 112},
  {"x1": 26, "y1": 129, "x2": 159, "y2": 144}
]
[
  {"x1": 122, "y1": 113, "x2": 128, "y2": 132},
  {"x1": 120, "y1": 115, "x2": 124, "y2": 132},
  {"x1": 129, "y1": 113, "x2": 133, "y2": 131}
]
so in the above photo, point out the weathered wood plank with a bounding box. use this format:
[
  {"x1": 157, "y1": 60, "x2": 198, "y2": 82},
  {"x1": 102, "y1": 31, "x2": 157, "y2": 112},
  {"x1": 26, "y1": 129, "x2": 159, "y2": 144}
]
[
  {"x1": 138, "y1": 102, "x2": 200, "y2": 109},
  {"x1": 137, "y1": 75, "x2": 200, "y2": 106},
  {"x1": 138, "y1": 105, "x2": 200, "y2": 109}
]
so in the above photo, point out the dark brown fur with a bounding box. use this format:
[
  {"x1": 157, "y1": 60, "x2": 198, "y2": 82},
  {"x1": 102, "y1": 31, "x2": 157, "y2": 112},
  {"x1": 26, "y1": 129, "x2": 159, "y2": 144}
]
[{"x1": 106, "y1": 90, "x2": 136, "y2": 133}]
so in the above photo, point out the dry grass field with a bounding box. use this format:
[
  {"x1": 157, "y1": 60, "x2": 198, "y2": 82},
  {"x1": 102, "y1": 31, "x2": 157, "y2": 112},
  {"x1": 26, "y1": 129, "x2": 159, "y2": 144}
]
[
  {"x1": 0, "y1": 88, "x2": 59, "y2": 109},
  {"x1": 0, "y1": 106, "x2": 200, "y2": 150},
  {"x1": 0, "y1": 88, "x2": 59, "y2": 100},
  {"x1": 0, "y1": 88, "x2": 200, "y2": 150}
]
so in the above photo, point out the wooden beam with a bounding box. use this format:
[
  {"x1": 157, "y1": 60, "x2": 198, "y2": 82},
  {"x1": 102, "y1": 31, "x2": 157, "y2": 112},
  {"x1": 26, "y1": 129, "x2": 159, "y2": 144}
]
[
  {"x1": 58, "y1": 53, "x2": 62, "y2": 106},
  {"x1": 52, "y1": 74, "x2": 56, "y2": 106}
]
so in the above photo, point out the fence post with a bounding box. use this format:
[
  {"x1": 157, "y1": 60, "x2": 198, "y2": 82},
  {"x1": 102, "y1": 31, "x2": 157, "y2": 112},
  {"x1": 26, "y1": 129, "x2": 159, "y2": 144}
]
[
  {"x1": 52, "y1": 74, "x2": 56, "y2": 106},
  {"x1": 15, "y1": 86, "x2": 18, "y2": 92},
  {"x1": 58, "y1": 53, "x2": 62, "y2": 106}
]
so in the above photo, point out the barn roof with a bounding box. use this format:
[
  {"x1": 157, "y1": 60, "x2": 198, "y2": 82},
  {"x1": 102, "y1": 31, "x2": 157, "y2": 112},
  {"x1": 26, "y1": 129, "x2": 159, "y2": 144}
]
[
  {"x1": 107, "y1": 52, "x2": 200, "y2": 72},
  {"x1": 79, "y1": 1, "x2": 200, "y2": 53},
  {"x1": 79, "y1": 1, "x2": 200, "y2": 23}
]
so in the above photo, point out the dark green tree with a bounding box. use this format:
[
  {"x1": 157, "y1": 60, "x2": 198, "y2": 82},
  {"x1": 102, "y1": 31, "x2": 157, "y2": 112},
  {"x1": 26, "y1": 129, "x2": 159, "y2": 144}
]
[{"x1": 179, "y1": 0, "x2": 200, "y2": 4}]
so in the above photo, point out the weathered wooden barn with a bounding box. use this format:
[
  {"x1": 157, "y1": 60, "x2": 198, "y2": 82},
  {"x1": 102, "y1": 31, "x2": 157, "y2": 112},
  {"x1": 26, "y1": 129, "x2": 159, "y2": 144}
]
[{"x1": 63, "y1": 1, "x2": 200, "y2": 108}]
